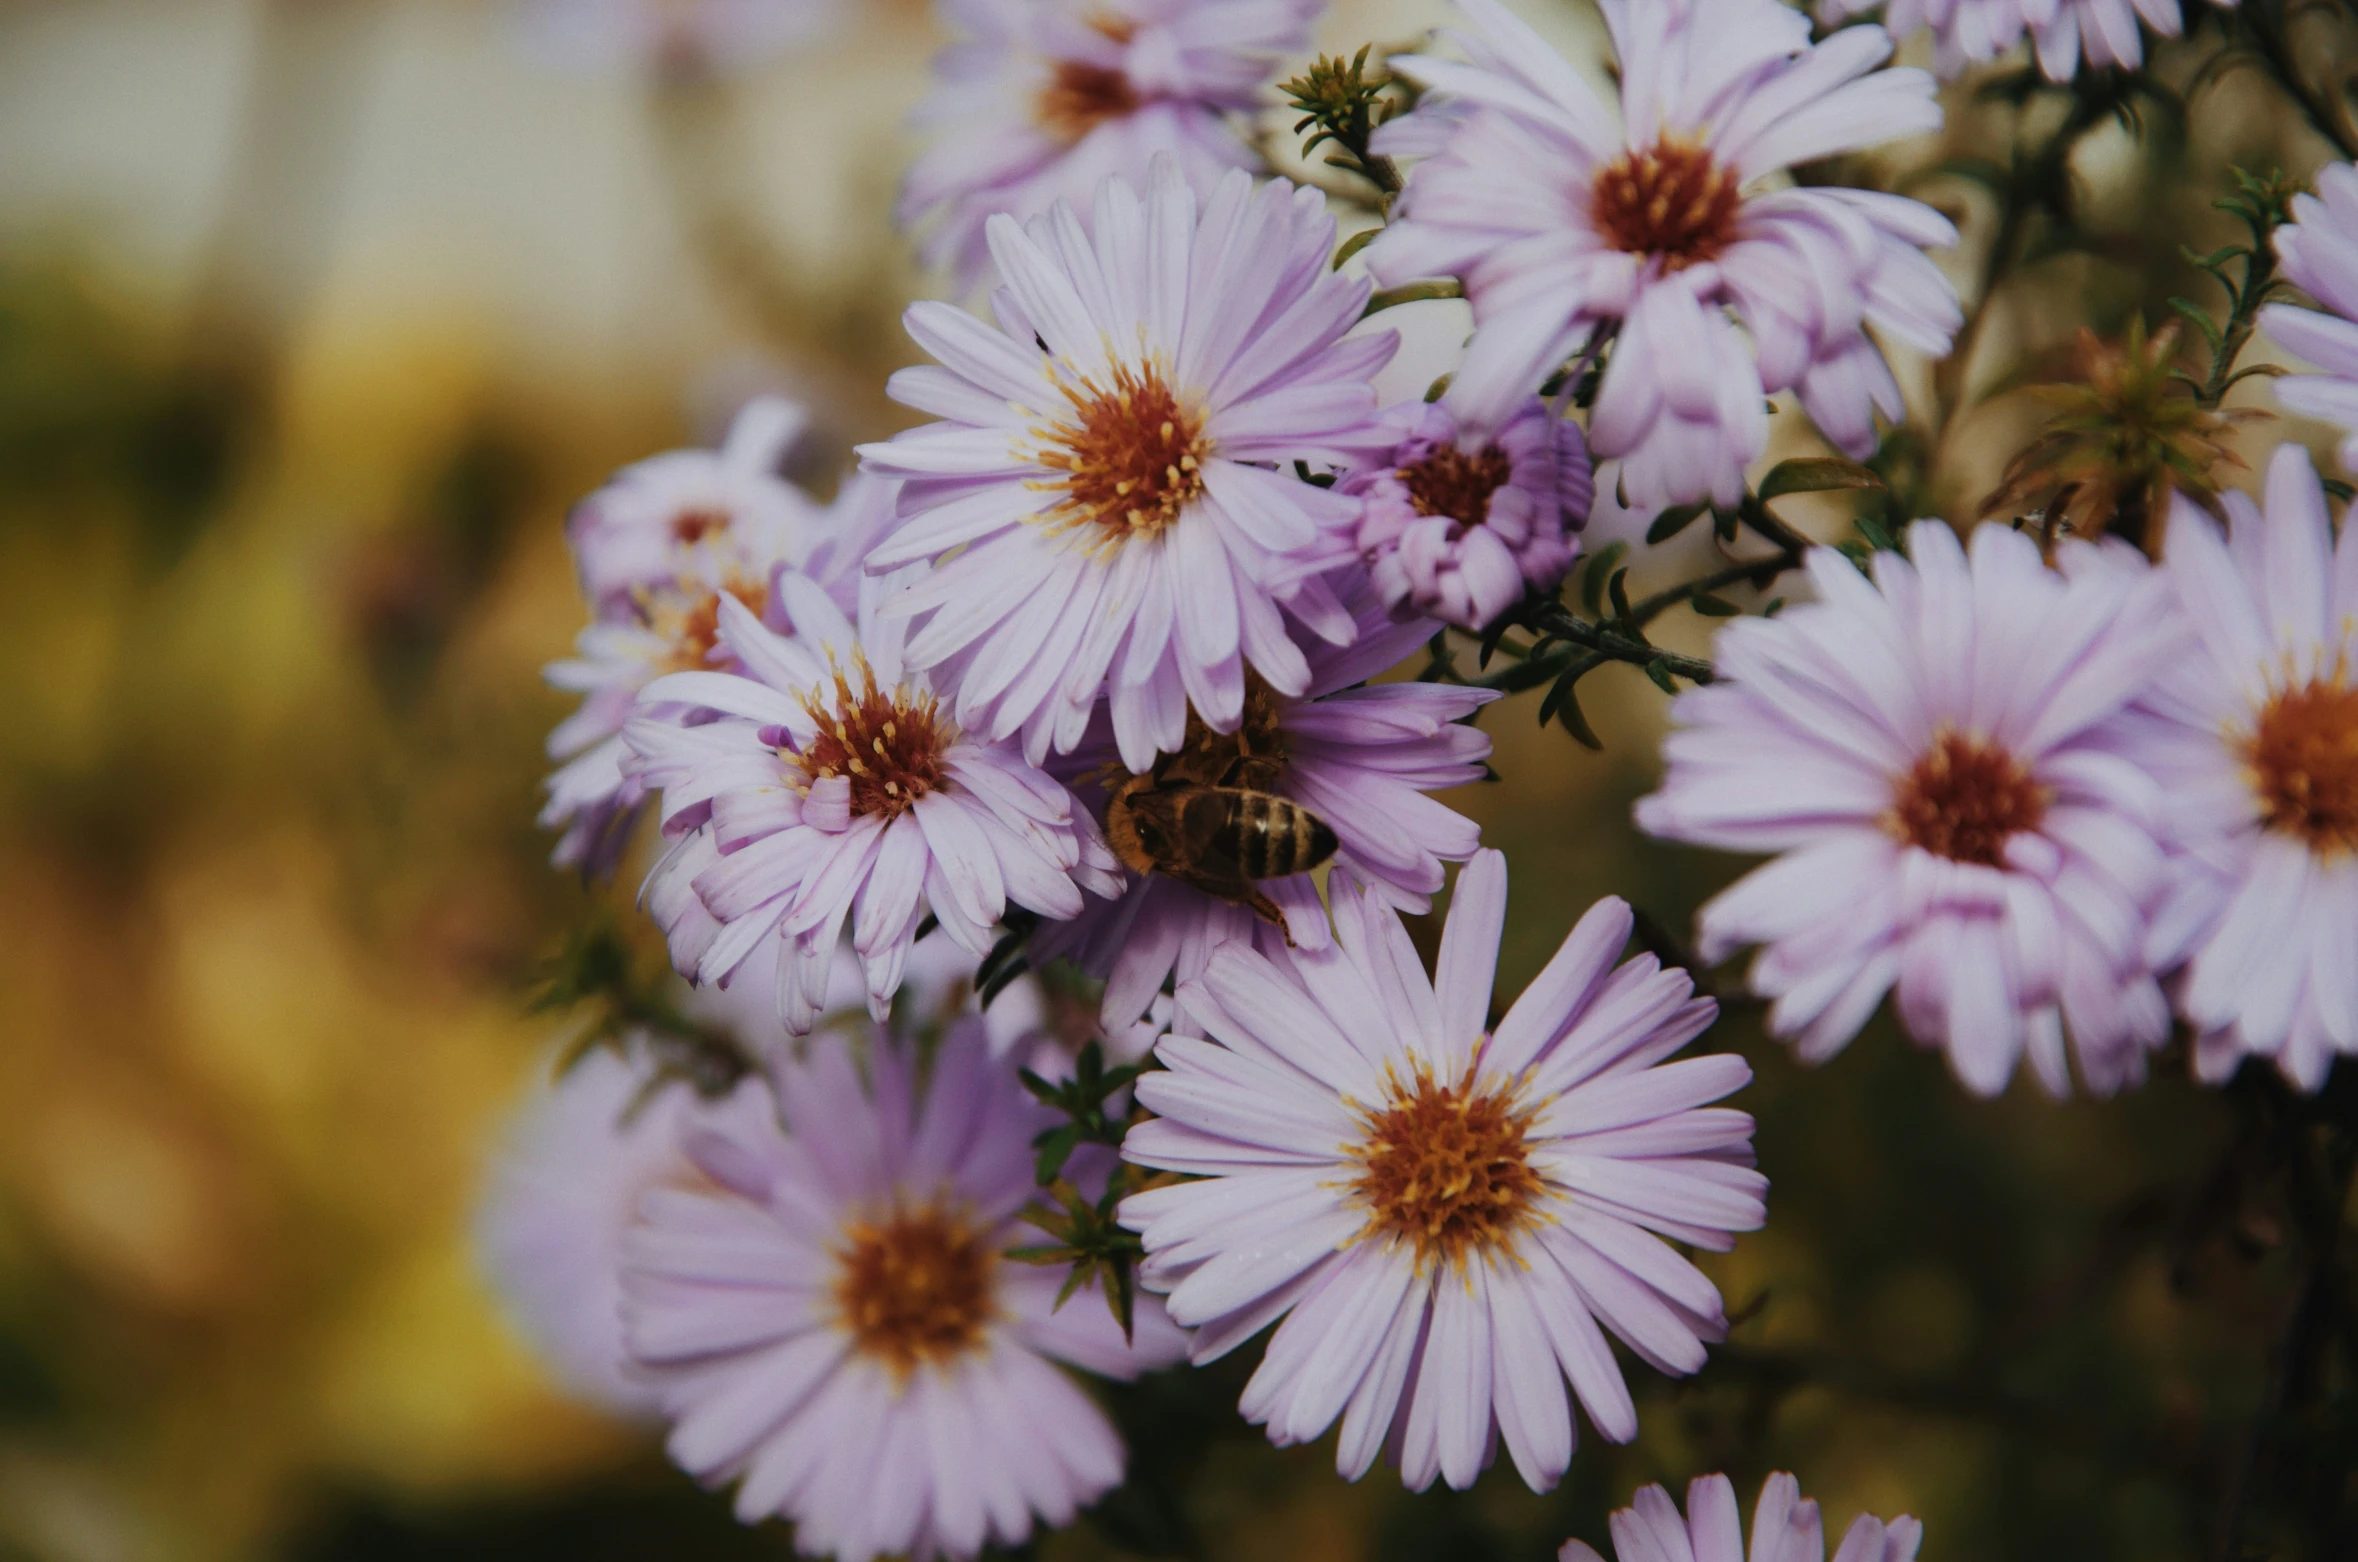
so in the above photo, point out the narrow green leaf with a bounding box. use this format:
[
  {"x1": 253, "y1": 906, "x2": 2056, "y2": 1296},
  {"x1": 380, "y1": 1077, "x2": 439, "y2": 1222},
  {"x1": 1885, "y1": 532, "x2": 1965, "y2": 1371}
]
[
  {"x1": 2165, "y1": 296, "x2": 2224, "y2": 355},
  {"x1": 1643, "y1": 657, "x2": 1679, "y2": 695},
  {"x1": 1644, "y1": 502, "x2": 1708, "y2": 545},
  {"x1": 1606, "y1": 567, "x2": 1634, "y2": 624},
  {"x1": 1758, "y1": 457, "x2": 1886, "y2": 501},
  {"x1": 1331, "y1": 227, "x2": 1380, "y2": 270},
  {"x1": 1690, "y1": 593, "x2": 1741, "y2": 617},
  {"x1": 1579, "y1": 541, "x2": 1628, "y2": 615}
]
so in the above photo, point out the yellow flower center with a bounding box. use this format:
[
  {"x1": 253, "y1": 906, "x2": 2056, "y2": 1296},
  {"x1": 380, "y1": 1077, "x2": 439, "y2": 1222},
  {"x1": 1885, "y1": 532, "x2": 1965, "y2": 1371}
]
[
  {"x1": 1886, "y1": 730, "x2": 2049, "y2": 868},
  {"x1": 833, "y1": 1204, "x2": 995, "y2": 1375},
  {"x1": 1349, "y1": 1064, "x2": 1544, "y2": 1273},
  {"x1": 787, "y1": 651, "x2": 953, "y2": 821},
  {"x1": 1026, "y1": 359, "x2": 1211, "y2": 547},
  {"x1": 1589, "y1": 136, "x2": 1743, "y2": 268},
  {"x1": 2245, "y1": 670, "x2": 2358, "y2": 856}
]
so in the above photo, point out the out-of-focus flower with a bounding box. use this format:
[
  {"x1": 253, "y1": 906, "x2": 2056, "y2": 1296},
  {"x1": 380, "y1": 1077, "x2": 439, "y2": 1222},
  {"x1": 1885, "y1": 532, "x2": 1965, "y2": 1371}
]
[
  {"x1": 1366, "y1": 0, "x2": 1958, "y2": 510},
  {"x1": 2263, "y1": 162, "x2": 2358, "y2": 472},
  {"x1": 1558, "y1": 1472, "x2": 1922, "y2": 1562},
  {"x1": 1979, "y1": 319, "x2": 2252, "y2": 554},
  {"x1": 862, "y1": 163, "x2": 1396, "y2": 770},
  {"x1": 1637, "y1": 521, "x2": 2183, "y2": 1097},
  {"x1": 899, "y1": 0, "x2": 1320, "y2": 292},
  {"x1": 511, "y1": 0, "x2": 841, "y2": 76},
  {"x1": 1345, "y1": 394, "x2": 1593, "y2": 631},
  {"x1": 622, "y1": 1020, "x2": 1189, "y2": 1557},
  {"x1": 476, "y1": 1048, "x2": 770, "y2": 1417},
  {"x1": 1822, "y1": 0, "x2": 2189, "y2": 82},
  {"x1": 625, "y1": 570, "x2": 1120, "y2": 1033},
  {"x1": 1036, "y1": 579, "x2": 1492, "y2": 1035},
  {"x1": 1121, "y1": 851, "x2": 1761, "y2": 1492},
  {"x1": 541, "y1": 403, "x2": 888, "y2": 877},
  {"x1": 2145, "y1": 447, "x2": 2358, "y2": 1090}
]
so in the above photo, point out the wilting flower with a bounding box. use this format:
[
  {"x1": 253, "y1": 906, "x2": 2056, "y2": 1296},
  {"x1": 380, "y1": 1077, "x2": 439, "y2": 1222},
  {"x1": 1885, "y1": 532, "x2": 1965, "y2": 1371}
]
[
  {"x1": 1637, "y1": 521, "x2": 2183, "y2": 1097},
  {"x1": 899, "y1": 0, "x2": 1320, "y2": 292},
  {"x1": 1121, "y1": 851, "x2": 1762, "y2": 1492},
  {"x1": 1559, "y1": 1472, "x2": 1922, "y2": 1562},
  {"x1": 1822, "y1": 0, "x2": 2187, "y2": 82},
  {"x1": 511, "y1": 0, "x2": 840, "y2": 75},
  {"x1": 1346, "y1": 394, "x2": 1594, "y2": 631},
  {"x1": 862, "y1": 163, "x2": 1396, "y2": 769},
  {"x1": 540, "y1": 402, "x2": 887, "y2": 876},
  {"x1": 622, "y1": 1020, "x2": 1188, "y2": 1558},
  {"x1": 625, "y1": 570, "x2": 1120, "y2": 1033},
  {"x1": 1366, "y1": 0, "x2": 1958, "y2": 509},
  {"x1": 1036, "y1": 582, "x2": 1494, "y2": 1036},
  {"x1": 2143, "y1": 447, "x2": 2358, "y2": 1090},
  {"x1": 2263, "y1": 161, "x2": 2358, "y2": 473},
  {"x1": 1979, "y1": 319, "x2": 2252, "y2": 554},
  {"x1": 476, "y1": 1048, "x2": 770, "y2": 1417}
]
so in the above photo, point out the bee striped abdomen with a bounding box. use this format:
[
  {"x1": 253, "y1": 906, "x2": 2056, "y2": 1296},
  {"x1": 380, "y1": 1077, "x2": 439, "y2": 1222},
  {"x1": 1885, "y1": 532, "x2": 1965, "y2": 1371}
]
[{"x1": 1233, "y1": 790, "x2": 1339, "y2": 879}]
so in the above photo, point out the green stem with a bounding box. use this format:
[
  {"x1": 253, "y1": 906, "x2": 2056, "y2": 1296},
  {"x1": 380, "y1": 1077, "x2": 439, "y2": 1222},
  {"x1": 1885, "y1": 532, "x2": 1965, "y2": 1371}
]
[{"x1": 1363, "y1": 278, "x2": 1463, "y2": 317}]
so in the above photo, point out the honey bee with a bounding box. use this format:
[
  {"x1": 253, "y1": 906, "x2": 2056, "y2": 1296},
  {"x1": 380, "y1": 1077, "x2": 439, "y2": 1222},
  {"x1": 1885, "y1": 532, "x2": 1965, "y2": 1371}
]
[
  {"x1": 1100, "y1": 679, "x2": 1341, "y2": 926},
  {"x1": 1102, "y1": 773, "x2": 1340, "y2": 926}
]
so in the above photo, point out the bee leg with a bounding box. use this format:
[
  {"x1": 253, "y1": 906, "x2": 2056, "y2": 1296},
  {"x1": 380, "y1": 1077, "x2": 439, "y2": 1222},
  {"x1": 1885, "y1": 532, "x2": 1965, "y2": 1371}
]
[{"x1": 1246, "y1": 889, "x2": 1289, "y2": 939}]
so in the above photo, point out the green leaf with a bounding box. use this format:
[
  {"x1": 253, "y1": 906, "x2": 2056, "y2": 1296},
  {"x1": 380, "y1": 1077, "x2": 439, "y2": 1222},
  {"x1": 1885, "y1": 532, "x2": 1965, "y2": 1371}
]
[
  {"x1": 2166, "y1": 296, "x2": 2224, "y2": 355},
  {"x1": 1644, "y1": 502, "x2": 1708, "y2": 544},
  {"x1": 1331, "y1": 226, "x2": 1380, "y2": 270},
  {"x1": 1762, "y1": 597, "x2": 1786, "y2": 617},
  {"x1": 1538, "y1": 659, "x2": 1605, "y2": 749},
  {"x1": 1643, "y1": 657, "x2": 1679, "y2": 695},
  {"x1": 1758, "y1": 457, "x2": 1885, "y2": 501},
  {"x1": 1032, "y1": 1124, "x2": 1083, "y2": 1185},
  {"x1": 1690, "y1": 593, "x2": 1741, "y2": 617},
  {"x1": 1606, "y1": 567, "x2": 1634, "y2": 624},
  {"x1": 1579, "y1": 541, "x2": 1627, "y2": 616}
]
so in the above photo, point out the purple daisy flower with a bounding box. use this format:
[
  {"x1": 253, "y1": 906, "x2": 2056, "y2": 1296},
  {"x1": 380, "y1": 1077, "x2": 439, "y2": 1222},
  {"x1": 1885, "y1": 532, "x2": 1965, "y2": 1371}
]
[
  {"x1": 1821, "y1": 0, "x2": 2187, "y2": 81},
  {"x1": 1344, "y1": 393, "x2": 1594, "y2": 631},
  {"x1": 622, "y1": 1018, "x2": 1189, "y2": 1557},
  {"x1": 1119, "y1": 850, "x2": 1763, "y2": 1492},
  {"x1": 1559, "y1": 1472, "x2": 1922, "y2": 1562},
  {"x1": 2261, "y1": 163, "x2": 2358, "y2": 473},
  {"x1": 1636, "y1": 521, "x2": 2184, "y2": 1098},
  {"x1": 2143, "y1": 447, "x2": 2358, "y2": 1090},
  {"x1": 898, "y1": 0, "x2": 1321, "y2": 293},
  {"x1": 860, "y1": 162, "x2": 1398, "y2": 770},
  {"x1": 476, "y1": 1049, "x2": 773, "y2": 1418},
  {"x1": 624, "y1": 569, "x2": 1122, "y2": 1033},
  {"x1": 540, "y1": 404, "x2": 889, "y2": 877},
  {"x1": 1364, "y1": 0, "x2": 1959, "y2": 509},
  {"x1": 1036, "y1": 579, "x2": 1494, "y2": 1035}
]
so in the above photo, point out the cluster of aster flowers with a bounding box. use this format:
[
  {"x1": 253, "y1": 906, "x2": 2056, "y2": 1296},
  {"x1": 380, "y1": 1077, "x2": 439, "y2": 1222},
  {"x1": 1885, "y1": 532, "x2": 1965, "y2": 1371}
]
[{"x1": 481, "y1": 0, "x2": 2358, "y2": 1556}]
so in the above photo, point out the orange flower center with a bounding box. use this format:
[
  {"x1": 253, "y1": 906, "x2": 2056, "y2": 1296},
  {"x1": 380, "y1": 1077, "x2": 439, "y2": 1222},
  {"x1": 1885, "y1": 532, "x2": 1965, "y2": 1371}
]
[
  {"x1": 833, "y1": 1205, "x2": 995, "y2": 1375},
  {"x1": 645, "y1": 572, "x2": 768, "y2": 672},
  {"x1": 1589, "y1": 137, "x2": 1743, "y2": 268},
  {"x1": 669, "y1": 506, "x2": 731, "y2": 546},
  {"x1": 1037, "y1": 59, "x2": 1139, "y2": 139},
  {"x1": 1027, "y1": 359, "x2": 1210, "y2": 547},
  {"x1": 788, "y1": 652, "x2": 953, "y2": 821},
  {"x1": 1886, "y1": 730, "x2": 2048, "y2": 868},
  {"x1": 1400, "y1": 445, "x2": 1513, "y2": 528},
  {"x1": 2245, "y1": 672, "x2": 2358, "y2": 856},
  {"x1": 1349, "y1": 1064, "x2": 1544, "y2": 1273}
]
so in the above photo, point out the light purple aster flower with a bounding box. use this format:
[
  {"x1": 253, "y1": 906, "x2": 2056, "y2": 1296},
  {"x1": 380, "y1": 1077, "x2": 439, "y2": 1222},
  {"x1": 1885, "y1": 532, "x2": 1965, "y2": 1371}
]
[
  {"x1": 1821, "y1": 0, "x2": 2188, "y2": 81},
  {"x1": 476, "y1": 1048, "x2": 772, "y2": 1418},
  {"x1": 1120, "y1": 850, "x2": 1763, "y2": 1492},
  {"x1": 540, "y1": 403, "x2": 890, "y2": 877},
  {"x1": 2261, "y1": 163, "x2": 2358, "y2": 473},
  {"x1": 860, "y1": 162, "x2": 1399, "y2": 771},
  {"x1": 2141, "y1": 447, "x2": 2358, "y2": 1091},
  {"x1": 1558, "y1": 1472, "x2": 1922, "y2": 1562},
  {"x1": 622, "y1": 1018, "x2": 1189, "y2": 1557},
  {"x1": 1636, "y1": 521, "x2": 2184, "y2": 1098},
  {"x1": 512, "y1": 0, "x2": 841, "y2": 75},
  {"x1": 1344, "y1": 393, "x2": 1594, "y2": 631},
  {"x1": 1035, "y1": 579, "x2": 1494, "y2": 1036},
  {"x1": 1365, "y1": 0, "x2": 1960, "y2": 510},
  {"x1": 624, "y1": 568, "x2": 1122, "y2": 1034},
  {"x1": 898, "y1": 0, "x2": 1321, "y2": 292}
]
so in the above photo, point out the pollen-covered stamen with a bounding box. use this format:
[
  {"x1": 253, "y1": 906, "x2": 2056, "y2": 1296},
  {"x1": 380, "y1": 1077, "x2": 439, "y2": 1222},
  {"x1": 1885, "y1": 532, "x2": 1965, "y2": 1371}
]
[
  {"x1": 832, "y1": 1205, "x2": 995, "y2": 1376},
  {"x1": 1590, "y1": 136, "x2": 1743, "y2": 267},
  {"x1": 1887, "y1": 730, "x2": 2049, "y2": 867},
  {"x1": 788, "y1": 651, "x2": 953, "y2": 820},
  {"x1": 1349, "y1": 1063, "x2": 1544, "y2": 1273},
  {"x1": 1400, "y1": 445, "x2": 1514, "y2": 530},
  {"x1": 2246, "y1": 669, "x2": 2358, "y2": 856},
  {"x1": 1026, "y1": 359, "x2": 1211, "y2": 547},
  {"x1": 644, "y1": 572, "x2": 769, "y2": 672}
]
